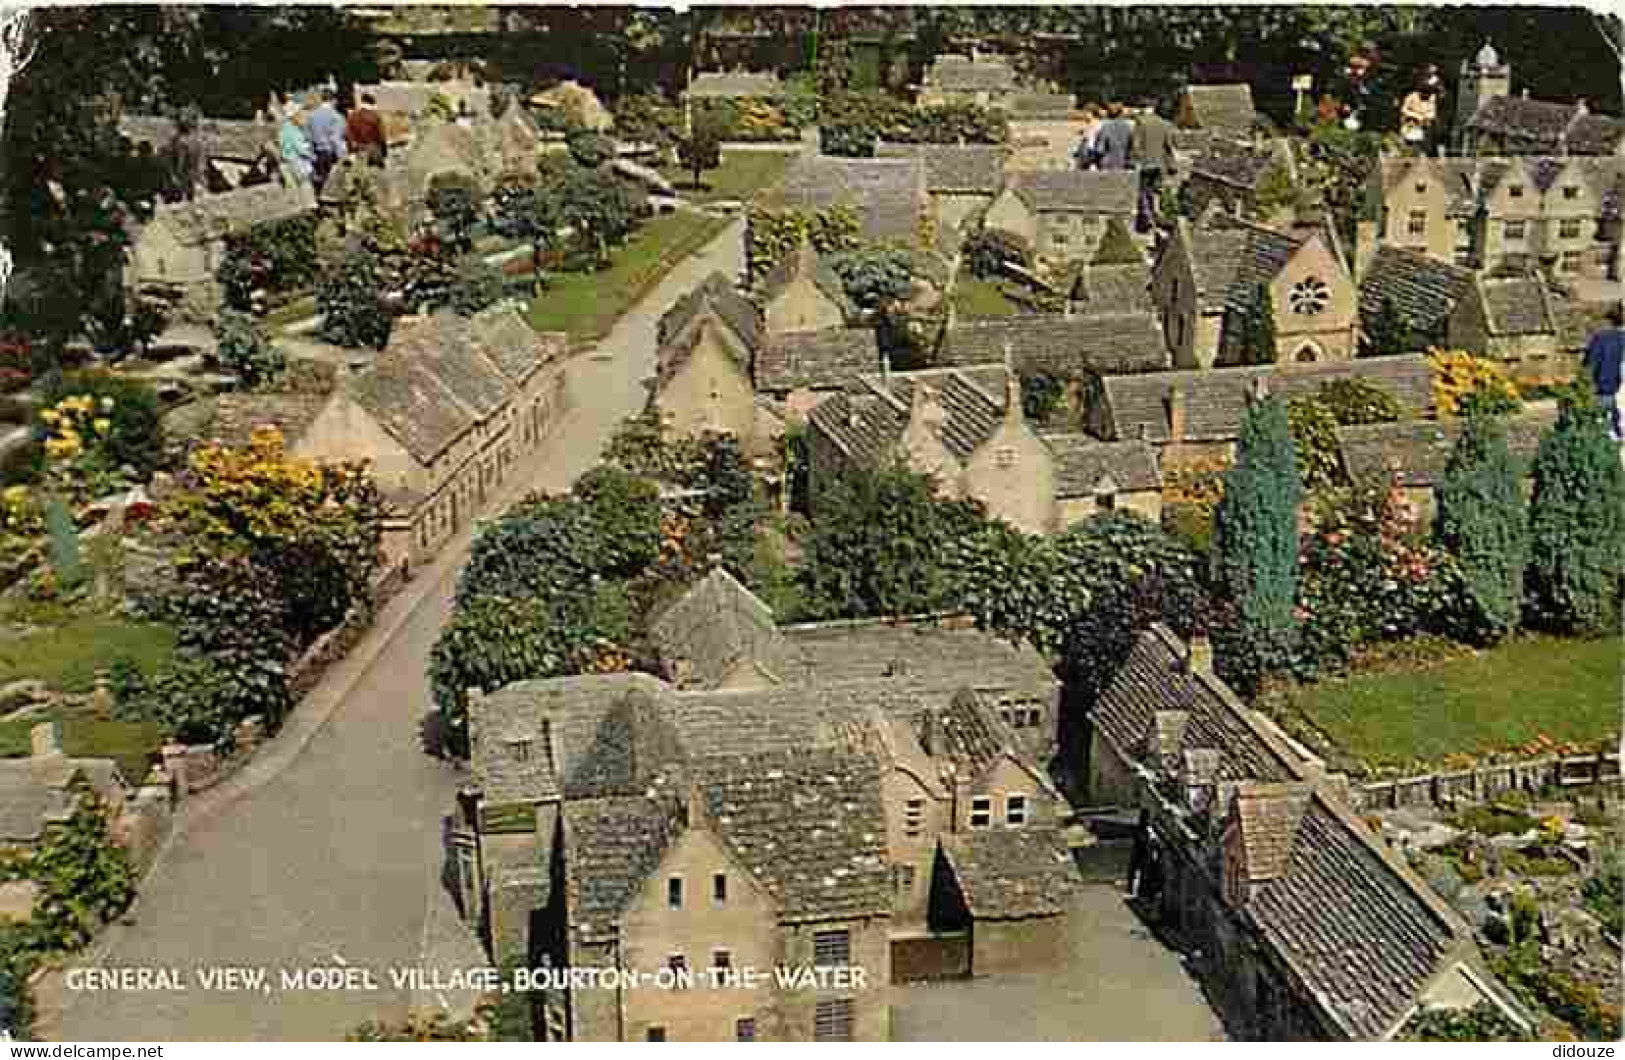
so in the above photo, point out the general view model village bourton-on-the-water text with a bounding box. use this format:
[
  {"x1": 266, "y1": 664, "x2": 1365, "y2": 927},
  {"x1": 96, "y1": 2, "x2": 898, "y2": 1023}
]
[{"x1": 0, "y1": 2, "x2": 1615, "y2": 1045}]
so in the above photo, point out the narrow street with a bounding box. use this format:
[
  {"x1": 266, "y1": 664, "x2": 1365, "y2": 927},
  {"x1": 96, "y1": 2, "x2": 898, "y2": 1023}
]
[{"x1": 53, "y1": 218, "x2": 746, "y2": 1042}]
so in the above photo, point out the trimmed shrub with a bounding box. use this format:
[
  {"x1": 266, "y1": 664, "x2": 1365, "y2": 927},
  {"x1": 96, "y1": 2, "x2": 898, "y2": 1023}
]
[
  {"x1": 1526, "y1": 395, "x2": 1624, "y2": 635},
  {"x1": 1435, "y1": 410, "x2": 1529, "y2": 644}
]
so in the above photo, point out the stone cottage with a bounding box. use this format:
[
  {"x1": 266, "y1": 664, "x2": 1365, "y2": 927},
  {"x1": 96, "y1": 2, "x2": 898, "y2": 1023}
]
[
  {"x1": 1445, "y1": 275, "x2": 1565, "y2": 376},
  {"x1": 1356, "y1": 245, "x2": 1477, "y2": 351},
  {"x1": 126, "y1": 180, "x2": 318, "y2": 323},
  {"x1": 1152, "y1": 217, "x2": 1359, "y2": 368},
  {"x1": 808, "y1": 363, "x2": 1163, "y2": 533},
  {"x1": 1084, "y1": 625, "x2": 1530, "y2": 1039},
  {"x1": 649, "y1": 273, "x2": 768, "y2": 450},
  {"x1": 917, "y1": 53, "x2": 1021, "y2": 109},
  {"x1": 936, "y1": 309, "x2": 1170, "y2": 392},
  {"x1": 295, "y1": 305, "x2": 568, "y2": 569},
  {"x1": 982, "y1": 170, "x2": 1139, "y2": 267},
  {"x1": 771, "y1": 155, "x2": 931, "y2": 247},
  {"x1": 874, "y1": 143, "x2": 1007, "y2": 240},
  {"x1": 685, "y1": 70, "x2": 785, "y2": 102},
  {"x1": 757, "y1": 243, "x2": 853, "y2": 335},
  {"x1": 1182, "y1": 139, "x2": 1296, "y2": 224},
  {"x1": 1455, "y1": 42, "x2": 1625, "y2": 156},
  {"x1": 1335, "y1": 405, "x2": 1557, "y2": 522},
  {"x1": 753, "y1": 328, "x2": 883, "y2": 420},
  {"x1": 1357, "y1": 154, "x2": 1623, "y2": 281},
  {"x1": 1175, "y1": 84, "x2": 1259, "y2": 136}
]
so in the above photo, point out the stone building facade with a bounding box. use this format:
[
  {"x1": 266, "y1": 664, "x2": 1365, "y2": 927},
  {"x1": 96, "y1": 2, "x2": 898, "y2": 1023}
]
[
  {"x1": 983, "y1": 170, "x2": 1139, "y2": 267},
  {"x1": 1455, "y1": 41, "x2": 1625, "y2": 157},
  {"x1": 648, "y1": 273, "x2": 772, "y2": 451},
  {"x1": 1445, "y1": 275, "x2": 1564, "y2": 375}
]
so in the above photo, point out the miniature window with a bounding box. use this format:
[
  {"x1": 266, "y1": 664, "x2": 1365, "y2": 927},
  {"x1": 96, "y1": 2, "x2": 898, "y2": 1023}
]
[
  {"x1": 813, "y1": 929, "x2": 851, "y2": 967},
  {"x1": 1508, "y1": 184, "x2": 1524, "y2": 198},
  {"x1": 1505, "y1": 220, "x2": 1527, "y2": 241},
  {"x1": 713, "y1": 949, "x2": 732, "y2": 972},
  {"x1": 1006, "y1": 795, "x2": 1029, "y2": 826},
  {"x1": 735, "y1": 1018, "x2": 756, "y2": 1042},
  {"x1": 1563, "y1": 186, "x2": 1580, "y2": 200},
  {"x1": 667, "y1": 877, "x2": 683, "y2": 910},
  {"x1": 1406, "y1": 210, "x2": 1426, "y2": 236},
  {"x1": 1561, "y1": 251, "x2": 1582, "y2": 273},
  {"x1": 1414, "y1": 182, "x2": 1427, "y2": 195},
  {"x1": 904, "y1": 799, "x2": 925, "y2": 839},
  {"x1": 970, "y1": 797, "x2": 993, "y2": 828},
  {"x1": 510, "y1": 739, "x2": 531, "y2": 763},
  {"x1": 1560, "y1": 219, "x2": 1582, "y2": 240},
  {"x1": 994, "y1": 446, "x2": 1017, "y2": 468},
  {"x1": 1053, "y1": 233, "x2": 1070, "y2": 246},
  {"x1": 1288, "y1": 277, "x2": 1330, "y2": 316},
  {"x1": 647, "y1": 1026, "x2": 667, "y2": 1042},
  {"x1": 713, "y1": 872, "x2": 728, "y2": 905},
  {"x1": 814, "y1": 998, "x2": 854, "y2": 1042},
  {"x1": 1454, "y1": 248, "x2": 1475, "y2": 268},
  {"x1": 893, "y1": 864, "x2": 915, "y2": 894}
]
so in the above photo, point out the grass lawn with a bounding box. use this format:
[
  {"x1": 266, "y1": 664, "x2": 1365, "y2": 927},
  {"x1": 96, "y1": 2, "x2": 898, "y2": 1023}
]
[
  {"x1": 659, "y1": 150, "x2": 793, "y2": 205},
  {"x1": 525, "y1": 210, "x2": 732, "y2": 343},
  {"x1": 0, "y1": 615, "x2": 177, "y2": 695},
  {"x1": 0, "y1": 713, "x2": 164, "y2": 783},
  {"x1": 950, "y1": 275, "x2": 1023, "y2": 319},
  {"x1": 1263, "y1": 635, "x2": 1622, "y2": 777}
]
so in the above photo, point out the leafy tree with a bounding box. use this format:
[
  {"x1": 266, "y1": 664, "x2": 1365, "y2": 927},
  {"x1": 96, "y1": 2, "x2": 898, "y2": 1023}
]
[
  {"x1": 426, "y1": 173, "x2": 482, "y2": 255},
  {"x1": 214, "y1": 310, "x2": 285, "y2": 390},
  {"x1": 316, "y1": 243, "x2": 393, "y2": 349},
  {"x1": 963, "y1": 228, "x2": 1031, "y2": 279},
  {"x1": 492, "y1": 175, "x2": 561, "y2": 292},
  {"x1": 1315, "y1": 377, "x2": 1403, "y2": 425},
  {"x1": 696, "y1": 433, "x2": 756, "y2": 518},
  {"x1": 1435, "y1": 410, "x2": 1529, "y2": 644},
  {"x1": 456, "y1": 497, "x2": 602, "y2": 607},
  {"x1": 801, "y1": 463, "x2": 988, "y2": 620},
  {"x1": 1212, "y1": 395, "x2": 1302, "y2": 673},
  {"x1": 827, "y1": 248, "x2": 914, "y2": 311},
  {"x1": 566, "y1": 130, "x2": 617, "y2": 169},
  {"x1": 444, "y1": 256, "x2": 506, "y2": 317},
  {"x1": 1021, "y1": 373, "x2": 1067, "y2": 425},
  {"x1": 1361, "y1": 294, "x2": 1417, "y2": 357},
  {"x1": 1526, "y1": 395, "x2": 1624, "y2": 636},
  {"x1": 43, "y1": 493, "x2": 82, "y2": 591},
  {"x1": 572, "y1": 465, "x2": 663, "y2": 578},
  {"x1": 544, "y1": 161, "x2": 647, "y2": 269},
  {"x1": 1400, "y1": 1004, "x2": 1531, "y2": 1042},
  {"x1": 676, "y1": 114, "x2": 725, "y2": 190},
  {"x1": 1286, "y1": 397, "x2": 1344, "y2": 492},
  {"x1": 944, "y1": 520, "x2": 1063, "y2": 651}
]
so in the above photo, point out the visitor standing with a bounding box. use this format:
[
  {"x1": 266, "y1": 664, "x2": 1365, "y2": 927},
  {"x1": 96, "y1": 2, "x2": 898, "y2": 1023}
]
[
  {"x1": 306, "y1": 88, "x2": 347, "y2": 190},
  {"x1": 1400, "y1": 75, "x2": 1439, "y2": 154},
  {"x1": 1583, "y1": 305, "x2": 1625, "y2": 441},
  {"x1": 166, "y1": 106, "x2": 206, "y2": 203},
  {"x1": 1096, "y1": 101, "x2": 1135, "y2": 171},
  {"x1": 1341, "y1": 49, "x2": 1375, "y2": 130},
  {"x1": 1074, "y1": 104, "x2": 1103, "y2": 170},
  {"x1": 346, "y1": 93, "x2": 389, "y2": 167},
  {"x1": 278, "y1": 102, "x2": 316, "y2": 186},
  {"x1": 1131, "y1": 98, "x2": 1174, "y2": 232}
]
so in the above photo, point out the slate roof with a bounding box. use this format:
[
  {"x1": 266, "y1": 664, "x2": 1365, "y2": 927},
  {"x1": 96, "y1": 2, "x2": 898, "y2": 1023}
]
[
  {"x1": 923, "y1": 54, "x2": 1019, "y2": 94},
  {"x1": 1565, "y1": 112, "x2": 1625, "y2": 155},
  {"x1": 1467, "y1": 96, "x2": 1615, "y2": 153},
  {"x1": 659, "y1": 273, "x2": 763, "y2": 352},
  {"x1": 1180, "y1": 84, "x2": 1258, "y2": 132},
  {"x1": 781, "y1": 618, "x2": 1055, "y2": 704},
  {"x1": 875, "y1": 143, "x2": 1007, "y2": 194},
  {"x1": 1180, "y1": 220, "x2": 1305, "y2": 315},
  {"x1": 931, "y1": 689, "x2": 1015, "y2": 777},
  {"x1": 755, "y1": 328, "x2": 880, "y2": 392},
  {"x1": 468, "y1": 304, "x2": 567, "y2": 385},
  {"x1": 1007, "y1": 169, "x2": 1137, "y2": 216},
  {"x1": 667, "y1": 680, "x2": 930, "y2": 760},
  {"x1": 1358, "y1": 245, "x2": 1476, "y2": 337},
  {"x1": 1097, "y1": 356, "x2": 1434, "y2": 444},
  {"x1": 1477, "y1": 277, "x2": 1558, "y2": 336},
  {"x1": 1070, "y1": 262, "x2": 1153, "y2": 314},
  {"x1": 686, "y1": 70, "x2": 785, "y2": 99},
  {"x1": 1046, "y1": 435, "x2": 1162, "y2": 496},
  {"x1": 119, "y1": 115, "x2": 276, "y2": 161},
  {"x1": 563, "y1": 796, "x2": 680, "y2": 944},
  {"x1": 1335, "y1": 407, "x2": 1557, "y2": 488},
  {"x1": 150, "y1": 181, "x2": 317, "y2": 245},
  {"x1": 345, "y1": 354, "x2": 475, "y2": 465},
  {"x1": 649, "y1": 567, "x2": 795, "y2": 689},
  {"x1": 940, "y1": 827, "x2": 1079, "y2": 918},
  {"x1": 939, "y1": 311, "x2": 1170, "y2": 376},
  {"x1": 776, "y1": 156, "x2": 926, "y2": 244},
  {"x1": 1093, "y1": 624, "x2": 1471, "y2": 1039},
  {"x1": 1190, "y1": 140, "x2": 1282, "y2": 190},
  {"x1": 204, "y1": 393, "x2": 328, "y2": 449}
]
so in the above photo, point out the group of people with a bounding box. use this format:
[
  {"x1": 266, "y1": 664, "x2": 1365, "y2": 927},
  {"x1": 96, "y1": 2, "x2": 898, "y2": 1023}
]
[
  {"x1": 1072, "y1": 100, "x2": 1176, "y2": 233},
  {"x1": 1314, "y1": 48, "x2": 1444, "y2": 155},
  {"x1": 275, "y1": 89, "x2": 389, "y2": 191}
]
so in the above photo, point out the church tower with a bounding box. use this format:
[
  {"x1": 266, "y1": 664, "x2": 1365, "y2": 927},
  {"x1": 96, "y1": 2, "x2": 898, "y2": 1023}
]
[{"x1": 1455, "y1": 40, "x2": 1511, "y2": 152}]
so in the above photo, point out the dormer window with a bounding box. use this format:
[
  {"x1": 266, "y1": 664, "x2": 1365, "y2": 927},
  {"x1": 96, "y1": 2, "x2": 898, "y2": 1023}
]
[
  {"x1": 510, "y1": 738, "x2": 531, "y2": 762},
  {"x1": 1414, "y1": 182, "x2": 1427, "y2": 195},
  {"x1": 1563, "y1": 186, "x2": 1580, "y2": 200},
  {"x1": 1508, "y1": 184, "x2": 1524, "y2": 198}
]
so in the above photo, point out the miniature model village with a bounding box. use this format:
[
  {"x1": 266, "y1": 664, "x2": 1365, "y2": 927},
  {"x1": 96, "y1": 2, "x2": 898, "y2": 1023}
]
[{"x1": 0, "y1": 4, "x2": 1617, "y2": 1044}]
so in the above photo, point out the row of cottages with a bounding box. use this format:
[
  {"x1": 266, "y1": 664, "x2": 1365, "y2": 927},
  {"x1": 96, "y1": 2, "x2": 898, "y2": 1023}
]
[
  {"x1": 126, "y1": 181, "x2": 318, "y2": 323},
  {"x1": 1089, "y1": 354, "x2": 1436, "y2": 470},
  {"x1": 1357, "y1": 154, "x2": 1623, "y2": 282},
  {"x1": 119, "y1": 114, "x2": 281, "y2": 191},
  {"x1": 983, "y1": 169, "x2": 1140, "y2": 268},
  {"x1": 807, "y1": 363, "x2": 1163, "y2": 535},
  {"x1": 1358, "y1": 244, "x2": 1613, "y2": 377},
  {"x1": 1153, "y1": 216, "x2": 1360, "y2": 368},
  {"x1": 1085, "y1": 625, "x2": 1531, "y2": 1039},
  {"x1": 287, "y1": 304, "x2": 568, "y2": 570},
  {"x1": 1180, "y1": 139, "x2": 1298, "y2": 226},
  {"x1": 1336, "y1": 404, "x2": 1558, "y2": 523},
  {"x1": 915, "y1": 52, "x2": 1024, "y2": 109},
  {"x1": 455, "y1": 575, "x2": 1071, "y2": 1040},
  {"x1": 1454, "y1": 42, "x2": 1625, "y2": 157}
]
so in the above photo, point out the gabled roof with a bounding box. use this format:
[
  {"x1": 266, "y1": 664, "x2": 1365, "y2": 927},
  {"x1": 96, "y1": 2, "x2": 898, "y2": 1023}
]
[
  {"x1": 931, "y1": 688, "x2": 1019, "y2": 777},
  {"x1": 875, "y1": 143, "x2": 1007, "y2": 194},
  {"x1": 940, "y1": 827, "x2": 1080, "y2": 918},
  {"x1": 119, "y1": 114, "x2": 276, "y2": 162},
  {"x1": 649, "y1": 566, "x2": 794, "y2": 689},
  {"x1": 1358, "y1": 245, "x2": 1476, "y2": 337},
  {"x1": 1566, "y1": 111, "x2": 1625, "y2": 155},
  {"x1": 1177, "y1": 219, "x2": 1308, "y2": 315},
  {"x1": 204, "y1": 393, "x2": 328, "y2": 449},
  {"x1": 1335, "y1": 407, "x2": 1556, "y2": 488},
  {"x1": 1045, "y1": 435, "x2": 1162, "y2": 496},
  {"x1": 781, "y1": 617, "x2": 1055, "y2": 703},
  {"x1": 757, "y1": 247, "x2": 853, "y2": 320},
  {"x1": 1180, "y1": 83, "x2": 1258, "y2": 132},
  {"x1": 686, "y1": 70, "x2": 784, "y2": 99},
  {"x1": 659, "y1": 272, "x2": 763, "y2": 352},
  {"x1": 344, "y1": 354, "x2": 475, "y2": 465},
  {"x1": 1097, "y1": 356, "x2": 1434, "y2": 444},
  {"x1": 1070, "y1": 261, "x2": 1153, "y2": 314},
  {"x1": 1006, "y1": 169, "x2": 1137, "y2": 215},
  {"x1": 563, "y1": 795, "x2": 681, "y2": 944},
  {"x1": 755, "y1": 328, "x2": 881, "y2": 392},
  {"x1": 775, "y1": 156, "x2": 926, "y2": 244},
  {"x1": 939, "y1": 312, "x2": 1170, "y2": 376},
  {"x1": 1476, "y1": 276, "x2": 1558, "y2": 336},
  {"x1": 809, "y1": 365, "x2": 1009, "y2": 468},
  {"x1": 923, "y1": 54, "x2": 1019, "y2": 93},
  {"x1": 1190, "y1": 140, "x2": 1284, "y2": 190}
]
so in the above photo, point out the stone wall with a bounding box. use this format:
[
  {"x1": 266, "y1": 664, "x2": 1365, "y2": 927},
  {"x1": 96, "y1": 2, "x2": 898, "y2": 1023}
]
[{"x1": 1351, "y1": 752, "x2": 1622, "y2": 813}]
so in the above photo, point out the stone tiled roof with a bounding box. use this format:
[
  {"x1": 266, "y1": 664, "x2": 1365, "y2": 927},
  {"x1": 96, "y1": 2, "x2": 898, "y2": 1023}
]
[
  {"x1": 563, "y1": 795, "x2": 680, "y2": 944},
  {"x1": 875, "y1": 143, "x2": 1006, "y2": 193},
  {"x1": 344, "y1": 354, "x2": 474, "y2": 465},
  {"x1": 1094, "y1": 624, "x2": 1471, "y2": 1039},
  {"x1": 781, "y1": 618, "x2": 1055, "y2": 705},
  {"x1": 1335, "y1": 407, "x2": 1556, "y2": 488},
  {"x1": 660, "y1": 273, "x2": 763, "y2": 354},
  {"x1": 1046, "y1": 435, "x2": 1162, "y2": 496},
  {"x1": 1470, "y1": 96, "x2": 1580, "y2": 149},
  {"x1": 1070, "y1": 262, "x2": 1153, "y2": 314},
  {"x1": 1008, "y1": 169, "x2": 1137, "y2": 215},
  {"x1": 1097, "y1": 356, "x2": 1434, "y2": 443},
  {"x1": 1566, "y1": 112, "x2": 1625, "y2": 155},
  {"x1": 468, "y1": 304, "x2": 566, "y2": 385},
  {"x1": 1190, "y1": 140, "x2": 1281, "y2": 190},
  {"x1": 120, "y1": 115, "x2": 276, "y2": 161},
  {"x1": 1477, "y1": 277, "x2": 1557, "y2": 336},
  {"x1": 668, "y1": 679, "x2": 931, "y2": 760},
  {"x1": 686, "y1": 70, "x2": 785, "y2": 99},
  {"x1": 755, "y1": 328, "x2": 880, "y2": 392},
  {"x1": 923, "y1": 54, "x2": 1019, "y2": 93},
  {"x1": 1182, "y1": 220, "x2": 1304, "y2": 315},
  {"x1": 650, "y1": 567, "x2": 795, "y2": 689},
  {"x1": 939, "y1": 312, "x2": 1169, "y2": 377},
  {"x1": 150, "y1": 182, "x2": 317, "y2": 245},
  {"x1": 1181, "y1": 84, "x2": 1258, "y2": 132},
  {"x1": 0, "y1": 758, "x2": 126, "y2": 843},
  {"x1": 385, "y1": 316, "x2": 507, "y2": 417},
  {"x1": 686, "y1": 748, "x2": 892, "y2": 923},
  {"x1": 931, "y1": 689, "x2": 1013, "y2": 777},
  {"x1": 776, "y1": 156, "x2": 926, "y2": 244},
  {"x1": 204, "y1": 393, "x2": 328, "y2": 449},
  {"x1": 940, "y1": 827, "x2": 1079, "y2": 918},
  {"x1": 1358, "y1": 245, "x2": 1476, "y2": 337}
]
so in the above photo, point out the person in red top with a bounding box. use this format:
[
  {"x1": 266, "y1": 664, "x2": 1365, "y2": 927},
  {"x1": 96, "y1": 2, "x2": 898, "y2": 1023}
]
[{"x1": 345, "y1": 93, "x2": 388, "y2": 167}]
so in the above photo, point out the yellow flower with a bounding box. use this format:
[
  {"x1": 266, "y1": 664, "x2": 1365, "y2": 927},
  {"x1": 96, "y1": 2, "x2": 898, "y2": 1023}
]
[
  {"x1": 100, "y1": 397, "x2": 115, "y2": 412},
  {"x1": 38, "y1": 409, "x2": 58, "y2": 425},
  {"x1": 91, "y1": 418, "x2": 112, "y2": 435},
  {"x1": 2, "y1": 486, "x2": 26, "y2": 505}
]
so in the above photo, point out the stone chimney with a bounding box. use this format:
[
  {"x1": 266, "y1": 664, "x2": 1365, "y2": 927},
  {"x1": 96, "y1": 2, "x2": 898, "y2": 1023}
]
[
  {"x1": 29, "y1": 721, "x2": 62, "y2": 760},
  {"x1": 1222, "y1": 781, "x2": 1313, "y2": 907},
  {"x1": 1165, "y1": 384, "x2": 1187, "y2": 443},
  {"x1": 1182, "y1": 634, "x2": 1214, "y2": 675},
  {"x1": 1146, "y1": 710, "x2": 1190, "y2": 777},
  {"x1": 1181, "y1": 748, "x2": 1223, "y2": 815}
]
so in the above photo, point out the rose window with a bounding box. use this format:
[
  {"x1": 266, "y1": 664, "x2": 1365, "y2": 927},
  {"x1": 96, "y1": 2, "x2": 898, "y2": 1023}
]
[{"x1": 1289, "y1": 277, "x2": 1330, "y2": 316}]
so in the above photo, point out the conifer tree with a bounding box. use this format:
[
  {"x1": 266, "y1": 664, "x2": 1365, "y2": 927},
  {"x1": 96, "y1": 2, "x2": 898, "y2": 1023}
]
[
  {"x1": 1435, "y1": 409, "x2": 1529, "y2": 643},
  {"x1": 1360, "y1": 294, "x2": 1416, "y2": 357},
  {"x1": 1526, "y1": 395, "x2": 1624, "y2": 635},
  {"x1": 1212, "y1": 393, "x2": 1302, "y2": 669}
]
